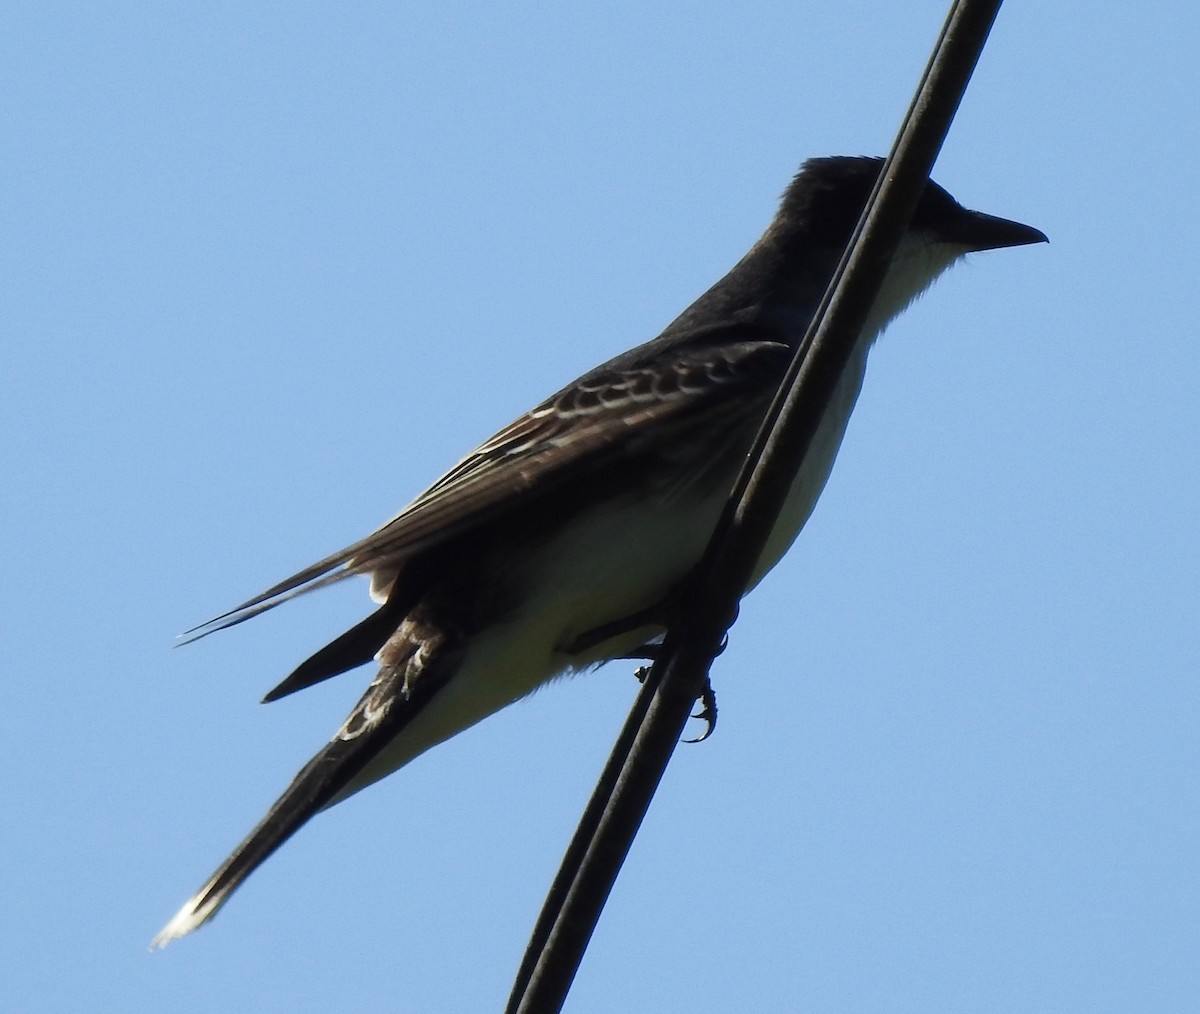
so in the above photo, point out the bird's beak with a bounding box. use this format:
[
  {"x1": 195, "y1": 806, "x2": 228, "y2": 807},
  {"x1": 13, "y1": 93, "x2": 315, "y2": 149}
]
[{"x1": 946, "y1": 207, "x2": 1049, "y2": 252}]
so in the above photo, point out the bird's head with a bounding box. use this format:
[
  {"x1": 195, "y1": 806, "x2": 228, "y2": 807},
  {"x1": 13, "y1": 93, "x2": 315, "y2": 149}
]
[{"x1": 771, "y1": 155, "x2": 1047, "y2": 335}]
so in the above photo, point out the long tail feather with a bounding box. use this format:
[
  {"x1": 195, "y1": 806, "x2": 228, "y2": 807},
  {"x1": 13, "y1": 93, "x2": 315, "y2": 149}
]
[
  {"x1": 152, "y1": 635, "x2": 451, "y2": 948},
  {"x1": 261, "y1": 592, "x2": 412, "y2": 703}
]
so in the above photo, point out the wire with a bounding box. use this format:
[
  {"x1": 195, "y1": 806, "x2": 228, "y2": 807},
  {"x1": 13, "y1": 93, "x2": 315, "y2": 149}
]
[{"x1": 507, "y1": 2, "x2": 1007, "y2": 1009}]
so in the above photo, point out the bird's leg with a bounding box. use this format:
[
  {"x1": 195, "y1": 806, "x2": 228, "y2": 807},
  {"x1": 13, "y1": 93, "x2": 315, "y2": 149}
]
[
  {"x1": 559, "y1": 602, "x2": 669, "y2": 658},
  {"x1": 627, "y1": 660, "x2": 718, "y2": 742},
  {"x1": 682, "y1": 630, "x2": 728, "y2": 742},
  {"x1": 563, "y1": 585, "x2": 731, "y2": 742}
]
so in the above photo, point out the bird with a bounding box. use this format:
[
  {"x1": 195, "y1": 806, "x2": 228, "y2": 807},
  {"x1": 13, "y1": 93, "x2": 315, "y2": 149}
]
[{"x1": 152, "y1": 155, "x2": 1046, "y2": 947}]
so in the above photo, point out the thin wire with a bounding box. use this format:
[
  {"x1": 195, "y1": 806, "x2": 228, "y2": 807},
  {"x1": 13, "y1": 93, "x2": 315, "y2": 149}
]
[
  {"x1": 505, "y1": 665, "x2": 661, "y2": 1011},
  {"x1": 507, "y1": 2, "x2": 1006, "y2": 1009}
]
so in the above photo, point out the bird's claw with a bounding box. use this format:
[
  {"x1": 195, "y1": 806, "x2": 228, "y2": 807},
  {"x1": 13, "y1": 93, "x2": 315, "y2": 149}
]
[{"x1": 683, "y1": 680, "x2": 718, "y2": 743}]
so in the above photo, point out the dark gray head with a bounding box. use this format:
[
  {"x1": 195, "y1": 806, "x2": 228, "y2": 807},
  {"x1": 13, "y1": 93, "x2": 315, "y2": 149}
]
[
  {"x1": 661, "y1": 155, "x2": 1045, "y2": 340},
  {"x1": 777, "y1": 155, "x2": 1047, "y2": 254}
]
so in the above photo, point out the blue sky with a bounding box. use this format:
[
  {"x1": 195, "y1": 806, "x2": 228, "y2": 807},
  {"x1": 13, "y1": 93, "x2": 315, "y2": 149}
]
[{"x1": 4, "y1": 3, "x2": 1199, "y2": 1012}]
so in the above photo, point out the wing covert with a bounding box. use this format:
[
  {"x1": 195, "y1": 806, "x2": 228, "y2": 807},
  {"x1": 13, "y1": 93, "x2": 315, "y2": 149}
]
[{"x1": 183, "y1": 332, "x2": 791, "y2": 640}]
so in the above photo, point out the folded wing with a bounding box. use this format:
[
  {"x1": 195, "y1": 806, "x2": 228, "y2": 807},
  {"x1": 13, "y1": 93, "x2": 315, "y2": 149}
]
[{"x1": 181, "y1": 328, "x2": 792, "y2": 642}]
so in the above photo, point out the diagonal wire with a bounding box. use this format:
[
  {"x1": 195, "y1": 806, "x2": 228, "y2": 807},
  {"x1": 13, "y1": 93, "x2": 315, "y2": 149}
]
[
  {"x1": 507, "y1": 1, "x2": 1007, "y2": 1010},
  {"x1": 506, "y1": 665, "x2": 662, "y2": 1010}
]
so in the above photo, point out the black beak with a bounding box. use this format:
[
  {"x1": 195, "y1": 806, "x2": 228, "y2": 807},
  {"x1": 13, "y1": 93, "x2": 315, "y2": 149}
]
[{"x1": 944, "y1": 207, "x2": 1049, "y2": 252}]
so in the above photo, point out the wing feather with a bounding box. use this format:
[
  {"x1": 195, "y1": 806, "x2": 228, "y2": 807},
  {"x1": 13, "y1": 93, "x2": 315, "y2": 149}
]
[{"x1": 182, "y1": 331, "x2": 790, "y2": 640}]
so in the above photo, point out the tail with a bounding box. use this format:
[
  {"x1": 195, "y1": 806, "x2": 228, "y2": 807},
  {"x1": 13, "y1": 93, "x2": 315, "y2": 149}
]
[
  {"x1": 151, "y1": 740, "x2": 361, "y2": 947},
  {"x1": 152, "y1": 622, "x2": 455, "y2": 948}
]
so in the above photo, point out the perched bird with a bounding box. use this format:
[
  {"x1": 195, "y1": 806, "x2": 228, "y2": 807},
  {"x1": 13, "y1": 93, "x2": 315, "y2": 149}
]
[{"x1": 153, "y1": 156, "x2": 1046, "y2": 946}]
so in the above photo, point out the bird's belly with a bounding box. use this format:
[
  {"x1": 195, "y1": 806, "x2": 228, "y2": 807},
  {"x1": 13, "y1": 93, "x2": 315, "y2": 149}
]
[{"x1": 538, "y1": 347, "x2": 870, "y2": 657}]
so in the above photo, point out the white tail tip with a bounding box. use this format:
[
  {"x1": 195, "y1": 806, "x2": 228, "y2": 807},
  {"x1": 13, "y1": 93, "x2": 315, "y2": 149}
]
[{"x1": 149, "y1": 888, "x2": 222, "y2": 950}]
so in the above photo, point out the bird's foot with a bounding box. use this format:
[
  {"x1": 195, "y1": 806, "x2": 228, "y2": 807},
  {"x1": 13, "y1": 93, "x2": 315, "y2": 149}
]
[{"x1": 683, "y1": 678, "x2": 718, "y2": 743}]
